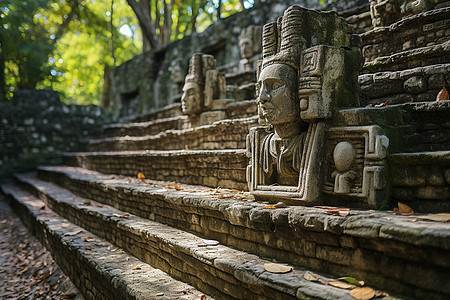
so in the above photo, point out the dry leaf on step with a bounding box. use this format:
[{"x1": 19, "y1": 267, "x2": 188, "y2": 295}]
[
  {"x1": 64, "y1": 229, "x2": 82, "y2": 236},
  {"x1": 328, "y1": 281, "x2": 356, "y2": 289},
  {"x1": 303, "y1": 271, "x2": 318, "y2": 281},
  {"x1": 137, "y1": 172, "x2": 145, "y2": 179},
  {"x1": 416, "y1": 213, "x2": 450, "y2": 223},
  {"x1": 350, "y1": 287, "x2": 375, "y2": 300},
  {"x1": 393, "y1": 202, "x2": 414, "y2": 216},
  {"x1": 60, "y1": 293, "x2": 76, "y2": 299},
  {"x1": 132, "y1": 265, "x2": 141, "y2": 270},
  {"x1": 436, "y1": 87, "x2": 449, "y2": 101},
  {"x1": 264, "y1": 263, "x2": 292, "y2": 274}
]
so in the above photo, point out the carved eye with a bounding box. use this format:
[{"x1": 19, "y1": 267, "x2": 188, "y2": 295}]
[{"x1": 272, "y1": 82, "x2": 282, "y2": 90}]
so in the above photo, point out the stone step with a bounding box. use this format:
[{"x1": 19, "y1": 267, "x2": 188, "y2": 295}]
[
  {"x1": 362, "y1": 40, "x2": 450, "y2": 74},
  {"x1": 359, "y1": 63, "x2": 450, "y2": 106},
  {"x1": 62, "y1": 149, "x2": 248, "y2": 190},
  {"x1": 0, "y1": 182, "x2": 203, "y2": 300},
  {"x1": 34, "y1": 166, "x2": 450, "y2": 299},
  {"x1": 8, "y1": 173, "x2": 364, "y2": 300},
  {"x1": 388, "y1": 151, "x2": 450, "y2": 212},
  {"x1": 102, "y1": 115, "x2": 189, "y2": 138},
  {"x1": 122, "y1": 103, "x2": 184, "y2": 123},
  {"x1": 362, "y1": 7, "x2": 450, "y2": 63},
  {"x1": 89, "y1": 117, "x2": 258, "y2": 152}
]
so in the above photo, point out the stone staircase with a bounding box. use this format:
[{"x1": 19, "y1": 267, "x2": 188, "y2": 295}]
[
  {"x1": 2, "y1": 98, "x2": 450, "y2": 299},
  {"x1": 359, "y1": 5, "x2": 450, "y2": 106}
]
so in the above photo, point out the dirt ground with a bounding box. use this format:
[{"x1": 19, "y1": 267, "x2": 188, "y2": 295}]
[{"x1": 0, "y1": 194, "x2": 83, "y2": 300}]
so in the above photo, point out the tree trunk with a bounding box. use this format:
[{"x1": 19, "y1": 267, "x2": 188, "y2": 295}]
[
  {"x1": 0, "y1": 49, "x2": 5, "y2": 101},
  {"x1": 127, "y1": 0, "x2": 159, "y2": 49},
  {"x1": 141, "y1": 0, "x2": 152, "y2": 51},
  {"x1": 191, "y1": 0, "x2": 196, "y2": 33},
  {"x1": 101, "y1": 65, "x2": 113, "y2": 108},
  {"x1": 217, "y1": 0, "x2": 222, "y2": 19},
  {"x1": 175, "y1": 4, "x2": 182, "y2": 38}
]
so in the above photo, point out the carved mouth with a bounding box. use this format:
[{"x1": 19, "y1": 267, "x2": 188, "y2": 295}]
[{"x1": 262, "y1": 109, "x2": 274, "y2": 117}]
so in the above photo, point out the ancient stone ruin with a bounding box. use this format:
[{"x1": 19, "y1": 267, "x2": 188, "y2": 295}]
[{"x1": 1, "y1": 0, "x2": 450, "y2": 299}]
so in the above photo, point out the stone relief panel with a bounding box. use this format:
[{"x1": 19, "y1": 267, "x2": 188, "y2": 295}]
[
  {"x1": 246, "y1": 6, "x2": 388, "y2": 208},
  {"x1": 323, "y1": 126, "x2": 389, "y2": 208}
]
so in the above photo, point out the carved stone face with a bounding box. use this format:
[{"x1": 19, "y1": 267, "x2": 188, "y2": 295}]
[
  {"x1": 257, "y1": 64, "x2": 299, "y2": 125},
  {"x1": 170, "y1": 62, "x2": 184, "y2": 83},
  {"x1": 181, "y1": 82, "x2": 202, "y2": 114},
  {"x1": 239, "y1": 38, "x2": 254, "y2": 59}
]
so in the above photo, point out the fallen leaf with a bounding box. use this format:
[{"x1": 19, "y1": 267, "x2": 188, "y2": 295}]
[
  {"x1": 40, "y1": 205, "x2": 46, "y2": 210},
  {"x1": 132, "y1": 265, "x2": 141, "y2": 270},
  {"x1": 394, "y1": 202, "x2": 414, "y2": 216},
  {"x1": 218, "y1": 195, "x2": 233, "y2": 199},
  {"x1": 174, "y1": 184, "x2": 184, "y2": 191},
  {"x1": 96, "y1": 205, "x2": 104, "y2": 208},
  {"x1": 84, "y1": 247, "x2": 95, "y2": 250},
  {"x1": 328, "y1": 281, "x2": 356, "y2": 289},
  {"x1": 83, "y1": 237, "x2": 96, "y2": 242},
  {"x1": 416, "y1": 213, "x2": 450, "y2": 223},
  {"x1": 83, "y1": 200, "x2": 91, "y2": 205},
  {"x1": 137, "y1": 172, "x2": 146, "y2": 179},
  {"x1": 350, "y1": 287, "x2": 375, "y2": 300},
  {"x1": 231, "y1": 190, "x2": 240, "y2": 193},
  {"x1": 264, "y1": 263, "x2": 292, "y2": 274},
  {"x1": 154, "y1": 292, "x2": 164, "y2": 296},
  {"x1": 108, "y1": 247, "x2": 119, "y2": 252},
  {"x1": 315, "y1": 206, "x2": 338, "y2": 210},
  {"x1": 60, "y1": 293, "x2": 76, "y2": 299},
  {"x1": 338, "y1": 277, "x2": 363, "y2": 286},
  {"x1": 374, "y1": 290, "x2": 389, "y2": 298},
  {"x1": 264, "y1": 206, "x2": 277, "y2": 209},
  {"x1": 303, "y1": 272, "x2": 318, "y2": 281},
  {"x1": 200, "y1": 295, "x2": 207, "y2": 300},
  {"x1": 164, "y1": 185, "x2": 174, "y2": 189},
  {"x1": 146, "y1": 181, "x2": 154, "y2": 185},
  {"x1": 197, "y1": 239, "x2": 219, "y2": 247},
  {"x1": 436, "y1": 87, "x2": 449, "y2": 101},
  {"x1": 64, "y1": 229, "x2": 82, "y2": 236}
]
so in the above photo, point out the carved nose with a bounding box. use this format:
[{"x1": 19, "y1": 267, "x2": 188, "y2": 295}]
[{"x1": 258, "y1": 85, "x2": 271, "y2": 104}]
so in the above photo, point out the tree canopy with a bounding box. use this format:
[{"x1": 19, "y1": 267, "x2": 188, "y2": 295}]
[{"x1": 1, "y1": 0, "x2": 255, "y2": 105}]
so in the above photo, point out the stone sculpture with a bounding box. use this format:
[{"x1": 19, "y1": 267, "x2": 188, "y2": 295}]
[
  {"x1": 181, "y1": 53, "x2": 226, "y2": 116},
  {"x1": 169, "y1": 58, "x2": 186, "y2": 101},
  {"x1": 246, "y1": 6, "x2": 389, "y2": 208},
  {"x1": 238, "y1": 26, "x2": 262, "y2": 72}
]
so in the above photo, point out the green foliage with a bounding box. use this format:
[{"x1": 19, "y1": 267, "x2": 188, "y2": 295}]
[
  {"x1": 0, "y1": 0, "x2": 54, "y2": 95},
  {"x1": 1, "y1": 0, "x2": 253, "y2": 104}
]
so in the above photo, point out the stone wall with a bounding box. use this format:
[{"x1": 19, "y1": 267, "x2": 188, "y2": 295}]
[
  {"x1": 109, "y1": 0, "x2": 370, "y2": 118},
  {"x1": 0, "y1": 90, "x2": 112, "y2": 178}
]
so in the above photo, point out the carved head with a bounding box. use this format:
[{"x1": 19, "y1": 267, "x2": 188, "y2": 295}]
[
  {"x1": 239, "y1": 38, "x2": 254, "y2": 59},
  {"x1": 181, "y1": 81, "x2": 202, "y2": 113},
  {"x1": 181, "y1": 54, "x2": 205, "y2": 115},
  {"x1": 239, "y1": 26, "x2": 262, "y2": 60},
  {"x1": 169, "y1": 59, "x2": 185, "y2": 84},
  {"x1": 257, "y1": 64, "x2": 299, "y2": 125}
]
